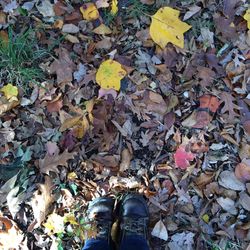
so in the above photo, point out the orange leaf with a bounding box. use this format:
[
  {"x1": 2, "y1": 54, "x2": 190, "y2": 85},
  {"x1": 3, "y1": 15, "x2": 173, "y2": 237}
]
[{"x1": 199, "y1": 94, "x2": 220, "y2": 113}]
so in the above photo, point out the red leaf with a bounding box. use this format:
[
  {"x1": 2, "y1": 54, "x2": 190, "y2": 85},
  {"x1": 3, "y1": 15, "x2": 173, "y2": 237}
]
[{"x1": 174, "y1": 145, "x2": 195, "y2": 170}]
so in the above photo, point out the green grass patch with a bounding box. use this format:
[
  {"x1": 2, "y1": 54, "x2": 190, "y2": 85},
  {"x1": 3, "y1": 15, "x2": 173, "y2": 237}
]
[{"x1": 0, "y1": 28, "x2": 48, "y2": 90}]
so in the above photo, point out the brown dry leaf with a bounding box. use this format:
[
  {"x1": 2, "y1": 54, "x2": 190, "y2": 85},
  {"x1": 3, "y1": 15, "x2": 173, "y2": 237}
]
[
  {"x1": 93, "y1": 24, "x2": 112, "y2": 35},
  {"x1": 144, "y1": 91, "x2": 168, "y2": 115},
  {"x1": 239, "y1": 192, "x2": 250, "y2": 211},
  {"x1": 60, "y1": 115, "x2": 83, "y2": 132},
  {"x1": 235, "y1": 160, "x2": 250, "y2": 183},
  {"x1": 120, "y1": 148, "x2": 132, "y2": 172},
  {"x1": 140, "y1": 0, "x2": 155, "y2": 5},
  {"x1": 213, "y1": 13, "x2": 237, "y2": 41},
  {"x1": 195, "y1": 172, "x2": 215, "y2": 188},
  {"x1": 39, "y1": 150, "x2": 76, "y2": 175},
  {"x1": 0, "y1": 216, "x2": 27, "y2": 249},
  {"x1": 49, "y1": 48, "x2": 75, "y2": 85},
  {"x1": 28, "y1": 176, "x2": 55, "y2": 230},
  {"x1": 73, "y1": 116, "x2": 89, "y2": 139},
  {"x1": 0, "y1": 12, "x2": 6, "y2": 25},
  {"x1": 0, "y1": 96, "x2": 19, "y2": 116},
  {"x1": 197, "y1": 67, "x2": 216, "y2": 88},
  {"x1": 47, "y1": 95, "x2": 63, "y2": 113},
  {"x1": 220, "y1": 92, "x2": 240, "y2": 122}
]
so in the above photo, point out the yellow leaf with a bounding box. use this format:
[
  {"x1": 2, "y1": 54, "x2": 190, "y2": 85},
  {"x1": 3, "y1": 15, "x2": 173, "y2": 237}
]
[
  {"x1": 0, "y1": 83, "x2": 18, "y2": 100},
  {"x1": 64, "y1": 214, "x2": 78, "y2": 225},
  {"x1": 93, "y1": 24, "x2": 112, "y2": 35},
  {"x1": 80, "y1": 3, "x2": 99, "y2": 21},
  {"x1": 111, "y1": 0, "x2": 118, "y2": 15},
  {"x1": 202, "y1": 214, "x2": 210, "y2": 223},
  {"x1": 67, "y1": 171, "x2": 77, "y2": 180},
  {"x1": 96, "y1": 59, "x2": 126, "y2": 90},
  {"x1": 243, "y1": 9, "x2": 250, "y2": 29},
  {"x1": 149, "y1": 7, "x2": 192, "y2": 49},
  {"x1": 59, "y1": 116, "x2": 82, "y2": 132},
  {"x1": 74, "y1": 116, "x2": 89, "y2": 139},
  {"x1": 43, "y1": 213, "x2": 64, "y2": 235}
]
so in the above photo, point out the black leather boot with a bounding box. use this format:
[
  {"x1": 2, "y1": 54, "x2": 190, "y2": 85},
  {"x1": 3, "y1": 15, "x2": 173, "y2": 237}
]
[
  {"x1": 118, "y1": 193, "x2": 149, "y2": 241},
  {"x1": 87, "y1": 197, "x2": 115, "y2": 243}
]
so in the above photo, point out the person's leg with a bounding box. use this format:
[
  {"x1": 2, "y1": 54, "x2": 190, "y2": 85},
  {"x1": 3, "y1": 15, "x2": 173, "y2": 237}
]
[
  {"x1": 82, "y1": 238, "x2": 110, "y2": 250},
  {"x1": 120, "y1": 235, "x2": 150, "y2": 250},
  {"x1": 118, "y1": 194, "x2": 150, "y2": 250},
  {"x1": 82, "y1": 197, "x2": 115, "y2": 250}
]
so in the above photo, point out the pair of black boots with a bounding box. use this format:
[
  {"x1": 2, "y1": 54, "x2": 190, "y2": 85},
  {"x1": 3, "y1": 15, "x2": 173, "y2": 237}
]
[{"x1": 87, "y1": 193, "x2": 149, "y2": 245}]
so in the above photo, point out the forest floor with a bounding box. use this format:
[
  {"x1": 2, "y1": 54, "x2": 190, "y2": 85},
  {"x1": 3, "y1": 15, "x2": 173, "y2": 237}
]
[{"x1": 0, "y1": 0, "x2": 250, "y2": 249}]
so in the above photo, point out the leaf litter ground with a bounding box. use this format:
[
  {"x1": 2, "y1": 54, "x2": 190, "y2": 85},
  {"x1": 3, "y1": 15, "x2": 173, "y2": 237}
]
[{"x1": 0, "y1": 0, "x2": 250, "y2": 249}]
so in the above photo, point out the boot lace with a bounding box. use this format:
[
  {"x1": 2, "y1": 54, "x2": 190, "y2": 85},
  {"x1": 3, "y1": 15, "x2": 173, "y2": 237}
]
[{"x1": 122, "y1": 217, "x2": 147, "y2": 235}]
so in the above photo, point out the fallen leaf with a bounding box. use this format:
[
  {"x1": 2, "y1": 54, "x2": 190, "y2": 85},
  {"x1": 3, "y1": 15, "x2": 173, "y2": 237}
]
[
  {"x1": 243, "y1": 9, "x2": 250, "y2": 29},
  {"x1": 98, "y1": 88, "x2": 117, "y2": 99},
  {"x1": 62, "y1": 24, "x2": 79, "y2": 34},
  {"x1": 60, "y1": 115, "x2": 82, "y2": 132},
  {"x1": 219, "y1": 170, "x2": 245, "y2": 191},
  {"x1": 93, "y1": 24, "x2": 112, "y2": 35},
  {"x1": 47, "y1": 95, "x2": 63, "y2": 113},
  {"x1": 199, "y1": 94, "x2": 220, "y2": 113},
  {"x1": 96, "y1": 59, "x2": 126, "y2": 90},
  {"x1": 80, "y1": 3, "x2": 99, "y2": 21},
  {"x1": 150, "y1": 7, "x2": 191, "y2": 49},
  {"x1": 174, "y1": 145, "x2": 195, "y2": 170},
  {"x1": 168, "y1": 232, "x2": 195, "y2": 250},
  {"x1": 120, "y1": 148, "x2": 132, "y2": 172},
  {"x1": 73, "y1": 116, "x2": 89, "y2": 139},
  {"x1": 239, "y1": 192, "x2": 250, "y2": 211},
  {"x1": 220, "y1": 91, "x2": 240, "y2": 122},
  {"x1": 0, "y1": 216, "x2": 27, "y2": 249},
  {"x1": 151, "y1": 220, "x2": 168, "y2": 241},
  {"x1": 53, "y1": 19, "x2": 64, "y2": 29},
  {"x1": 49, "y1": 48, "x2": 75, "y2": 85},
  {"x1": 39, "y1": 150, "x2": 76, "y2": 175},
  {"x1": 111, "y1": 0, "x2": 118, "y2": 15},
  {"x1": 183, "y1": 5, "x2": 201, "y2": 21},
  {"x1": 74, "y1": 63, "x2": 87, "y2": 82},
  {"x1": 28, "y1": 176, "x2": 55, "y2": 230},
  {"x1": 46, "y1": 141, "x2": 59, "y2": 156},
  {"x1": 96, "y1": 0, "x2": 110, "y2": 8},
  {"x1": 3, "y1": 0, "x2": 18, "y2": 13},
  {"x1": 0, "y1": 83, "x2": 18, "y2": 100},
  {"x1": 43, "y1": 213, "x2": 65, "y2": 235},
  {"x1": 0, "y1": 96, "x2": 19, "y2": 116},
  {"x1": 235, "y1": 160, "x2": 250, "y2": 183},
  {"x1": 197, "y1": 67, "x2": 216, "y2": 88},
  {"x1": 140, "y1": 0, "x2": 155, "y2": 5},
  {"x1": 216, "y1": 197, "x2": 237, "y2": 215},
  {"x1": 36, "y1": 0, "x2": 55, "y2": 17}
]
